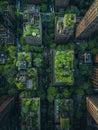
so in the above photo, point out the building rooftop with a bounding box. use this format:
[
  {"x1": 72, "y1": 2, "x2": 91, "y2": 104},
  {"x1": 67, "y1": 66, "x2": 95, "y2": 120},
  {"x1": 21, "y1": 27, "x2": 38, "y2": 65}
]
[
  {"x1": 23, "y1": 5, "x2": 42, "y2": 45},
  {"x1": 17, "y1": 52, "x2": 32, "y2": 69},
  {"x1": 55, "y1": 14, "x2": 76, "y2": 43}
]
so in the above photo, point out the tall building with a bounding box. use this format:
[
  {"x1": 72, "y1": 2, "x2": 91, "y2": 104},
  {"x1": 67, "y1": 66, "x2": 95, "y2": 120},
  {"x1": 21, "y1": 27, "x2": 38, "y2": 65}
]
[
  {"x1": 86, "y1": 97, "x2": 98, "y2": 125},
  {"x1": 0, "y1": 0, "x2": 16, "y2": 44},
  {"x1": 55, "y1": 14, "x2": 76, "y2": 44},
  {"x1": 76, "y1": 0, "x2": 98, "y2": 39},
  {"x1": 55, "y1": 0, "x2": 70, "y2": 11},
  {"x1": 0, "y1": 24, "x2": 15, "y2": 44},
  {"x1": 23, "y1": 4, "x2": 42, "y2": 45},
  {"x1": 26, "y1": 0, "x2": 41, "y2": 4}
]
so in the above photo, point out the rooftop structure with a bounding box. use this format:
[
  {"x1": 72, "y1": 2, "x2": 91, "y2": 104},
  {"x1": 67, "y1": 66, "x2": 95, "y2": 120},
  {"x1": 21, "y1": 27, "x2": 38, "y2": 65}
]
[
  {"x1": 79, "y1": 51, "x2": 92, "y2": 65},
  {"x1": 55, "y1": 0, "x2": 70, "y2": 11},
  {"x1": 76, "y1": 0, "x2": 98, "y2": 39},
  {"x1": 0, "y1": 54, "x2": 7, "y2": 64},
  {"x1": 27, "y1": 79, "x2": 33, "y2": 89},
  {"x1": 55, "y1": 14, "x2": 76, "y2": 44},
  {"x1": 23, "y1": 4, "x2": 42, "y2": 45},
  {"x1": 54, "y1": 98, "x2": 73, "y2": 123}
]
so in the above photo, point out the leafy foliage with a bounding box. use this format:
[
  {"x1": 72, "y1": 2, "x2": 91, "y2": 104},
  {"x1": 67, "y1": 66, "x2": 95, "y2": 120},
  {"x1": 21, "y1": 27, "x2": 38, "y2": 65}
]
[
  {"x1": 54, "y1": 50, "x2": 74, "y2": 84},
  {"x1": 47, "y1": 86, "x2": 57, "y2": 102}
]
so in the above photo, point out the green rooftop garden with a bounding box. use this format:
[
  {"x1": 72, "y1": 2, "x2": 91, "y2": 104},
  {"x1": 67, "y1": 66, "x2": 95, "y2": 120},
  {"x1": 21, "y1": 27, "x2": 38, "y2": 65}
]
[
  {"x1": 21, "y1": 98, "x2": 40, "y2": 130},
  {"x1": 55, "y1": 98, "x2": 71, "y2": 122},
  {"x1": 57, "y1": 19, "x2": 63, "y2": 33},
  {"x1": 18, "y1": 52, "x2": 31, "y2": 61},
  {"x1": 64, "y1": 14, "x2": 76, "y2": 27},
  {"x1": 24, "y1": 24, "x2": 40, "y2": 37},
  {"x1": 54, "y1": 50, "x2": 74, "y2": 85},
  {"x1": 15, "y1": 68, "x2": 37, "y2": 90},
  {"x1": 16, "y1": 52, "x2": 31, "y2": 69}
]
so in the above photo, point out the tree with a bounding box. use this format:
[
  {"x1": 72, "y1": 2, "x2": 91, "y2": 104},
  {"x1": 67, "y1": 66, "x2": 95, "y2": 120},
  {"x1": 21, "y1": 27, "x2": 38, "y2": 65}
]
[
  {"x1": 8, "y1": 46, "x2": 17, "y2": 59},
  {"x1": 34, "y1": 57, "x2": 42, "y2": 67},
  {"x1": 4, "y1": 64, "x2": 17, "y2": 84},
  {"x1": 37, "y1": 89, "x2": 46, "y2": 100},
  {"x1": 62, "y1": 89, "x2": 71, "y2": 98},
  {"x1": 41, "y1": 4, "x2": 47, "y2": 12},
  {"x1": 66, "y1": 6, "x2": 80, "y2": 16},
  {"x1": 79, "y1": 42, "x2": 88, "y2": 51},
  {"x1": 75, "y1": 108, "x2": 82, "y2": 120},
  {"x1": 58, "y1": 9, "x2": 65, "y2": 16},
  {"x1": 47, "y1": 86, "x2": 57, "y2": 103},
  {"x1": 15, "y1": 82, "x2": 23, "y2": 89},
  {"x1": 8, "y1": 87, "x2": 16, "y2": 96},
  {"x1": 82, "y1": 82, "x2": 90, "y2": 91},
  {"x1": 76, "y1": 88, "x2": 85, "y2": 96}
]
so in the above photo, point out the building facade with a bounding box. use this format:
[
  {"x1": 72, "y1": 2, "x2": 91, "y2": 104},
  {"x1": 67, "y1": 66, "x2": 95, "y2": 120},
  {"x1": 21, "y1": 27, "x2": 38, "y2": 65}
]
[
  {"x1": 86, "y1": 97, "x2": 98, "y2": 124},
  {"x1": 76, "y1": 0, "x2": 98, "y2": 39}
]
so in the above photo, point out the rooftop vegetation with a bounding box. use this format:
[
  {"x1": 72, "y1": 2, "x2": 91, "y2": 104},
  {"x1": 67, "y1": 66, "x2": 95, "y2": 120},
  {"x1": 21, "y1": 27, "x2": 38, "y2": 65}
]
[
  {"x1": 57, "y1": 19, "x2": 63, "y2": 33},
  {"x1": 15, "y1": 68, "x2": 37, "y2": 90},
  {"x1": 64, "y1": 14, "x2": 76, "y2": 27},
  {"x1": 24, "y1": 24, "x2": 40, "y2": 37},
  {"x1": 55, "y1": 98, "x2": 72, "y2": 123},
  {"x1": 23, "y1": 5, "x2": 41, "y2": 39},
  {"x1": 16, "y1": 52, "x2": 31, "y2": 69},
  {"x1": 54, "y1": 50, "x2": 74, "y2": 85},
  {"x1": 15, "y1": 52, "x2": 38, "y2": 90},
  {"x1": 56, "y1": 14, "x2": 76, "y2": 34},
  {"x1": 21, "y1": 98, "x2": 40, "y2": 130}
]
